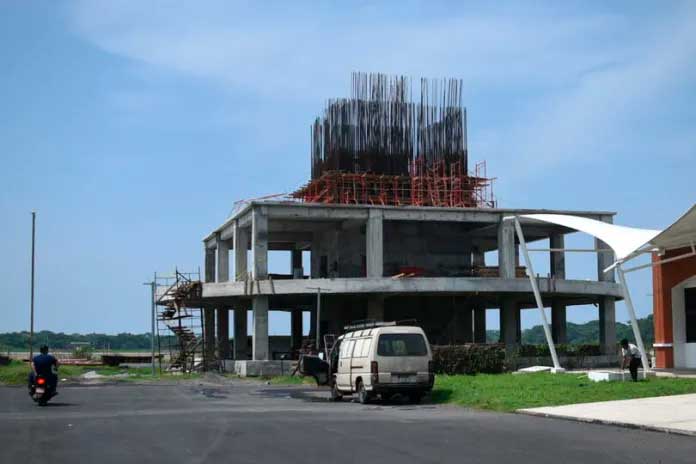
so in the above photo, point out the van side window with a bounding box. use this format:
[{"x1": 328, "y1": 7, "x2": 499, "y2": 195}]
[
  {"x1": 359, "y1": 339, "x2": 372, "y2": 357},
  {"x1": 353, "y1": 339, "x2": 365, "y2": 357},
  {"x1": 341, "y1": 340, "x2": 355, "y2": 359},
  {"x1": 339, "y1": 340, "x2": 351, "y2": 359}
]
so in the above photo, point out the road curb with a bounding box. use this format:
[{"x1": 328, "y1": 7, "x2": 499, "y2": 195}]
[{"x1": 517, "y1": 409, "x2": 696, "y2": 437}]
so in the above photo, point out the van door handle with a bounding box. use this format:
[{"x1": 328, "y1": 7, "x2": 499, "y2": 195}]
[{"x1": 351, "y1": 365, "x2": 363, "y2": 369}]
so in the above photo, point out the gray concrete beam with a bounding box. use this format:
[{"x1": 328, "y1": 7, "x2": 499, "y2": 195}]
[
  {"x1": 266, "y1": 204, "x2": 368, "y2": 221},
  {"x1": 204, "y1": 202, "x2": 615, "y2": 245},
  {"x1": 201, "y1": 276, "x2": 625, "y2": 299},
  {"x1": 252, "y1": 296, "x2": 269, "y2": 360}
]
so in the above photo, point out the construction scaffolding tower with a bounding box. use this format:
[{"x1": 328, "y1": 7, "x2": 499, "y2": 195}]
[{"x1": 155, "y1": 270, "x2": 206, "y2": 373}]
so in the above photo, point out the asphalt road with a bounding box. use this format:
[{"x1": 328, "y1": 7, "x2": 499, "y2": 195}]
[{"x1": 1, "y1": 379, "x2": 694, "y2": 463}]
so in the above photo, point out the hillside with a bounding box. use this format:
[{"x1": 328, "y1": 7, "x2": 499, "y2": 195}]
[{"x1": 486, "y1": 314, "x2": 654, "y2": 346}]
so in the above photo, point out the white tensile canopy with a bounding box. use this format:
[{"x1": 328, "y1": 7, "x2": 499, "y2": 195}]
[{"x1": 506, "y1": 203, "x2": 696, "y2": 374}]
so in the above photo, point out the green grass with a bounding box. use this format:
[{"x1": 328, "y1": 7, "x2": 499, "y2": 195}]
[
  {"x1": 431, "y1": 373, "x2": 696, "y2": 412},
  {"x1": 0, "y1": 360, "x2": 199, "y2": 385},
  {"x1": 265, "y1": 375, "x2": 315, "y2": 385}
]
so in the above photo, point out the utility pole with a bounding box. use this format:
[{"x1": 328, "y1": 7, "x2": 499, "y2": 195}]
[
  {"x1": 29, "y1": 211, "x2": 36, "y2": 360},
  {"x1": 143, "y1": 274, "x2": 156, "y2": 376}
]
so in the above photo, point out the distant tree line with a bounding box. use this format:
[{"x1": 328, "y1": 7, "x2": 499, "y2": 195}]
[
  {"x1": 486, "y1": 314, "x2": 654, "y2": 346},
  {"x1": 0, "y1": 331, "x2": 153, "y2": 351},
  {"x1": 0, "y1": 315, "x2": 655, "y2": 352}
]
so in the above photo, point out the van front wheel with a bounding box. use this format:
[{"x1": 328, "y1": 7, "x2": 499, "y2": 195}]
[
  {"x1": 330, "y1": 378, "x2": 343, "y2": 402},
  {"x1": 357, "y1": 381, "x2": 371, "y2": 404}
]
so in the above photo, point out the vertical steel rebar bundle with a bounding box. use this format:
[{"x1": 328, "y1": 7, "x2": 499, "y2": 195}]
[
  {"x1": 311, "y1": 72, "x2": 468, "y2": 179},
  {"x1": 296, "y1": 72, "x2": 494, "y2": 209}
]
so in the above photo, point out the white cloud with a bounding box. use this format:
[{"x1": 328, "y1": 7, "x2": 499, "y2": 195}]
[{"x1": 68, "y1": 1, "x2": 696, "y2": 186}]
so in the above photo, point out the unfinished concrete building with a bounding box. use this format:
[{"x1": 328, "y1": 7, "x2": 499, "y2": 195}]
[{"x1": 156, "y1": 73, "x2": 623, "y2": 374}]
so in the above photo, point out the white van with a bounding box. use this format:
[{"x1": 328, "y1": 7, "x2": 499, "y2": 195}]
[{"x1": 330, "y1": 325, "x2": 434, "y2": 403}]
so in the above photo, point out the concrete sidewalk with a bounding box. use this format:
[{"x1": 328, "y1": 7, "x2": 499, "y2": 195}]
[{"x1": 519, "y1": 394, "x2": 696, "y2": 436}]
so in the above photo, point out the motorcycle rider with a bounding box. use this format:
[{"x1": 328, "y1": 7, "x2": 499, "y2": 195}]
[{"x1": 29, "y1": 344, "x2": 59, "y2": 397}]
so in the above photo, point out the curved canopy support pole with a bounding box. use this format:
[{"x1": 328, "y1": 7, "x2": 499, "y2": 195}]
[
  {"x1": 512, "y1": 217, "x2": 564, "y2": 372},
  {"x1": 616, "y1": 265, "x2": 650, "y2": 376}
]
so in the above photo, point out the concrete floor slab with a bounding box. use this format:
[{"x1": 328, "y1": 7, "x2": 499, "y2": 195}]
[{"x1": 520, "y1": 393, "x2": 696, "y2": 436}]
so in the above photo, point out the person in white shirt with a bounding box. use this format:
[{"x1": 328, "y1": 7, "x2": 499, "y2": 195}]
[{"x1": 620, "y1": 338, "x2": 642, "y2": 382}]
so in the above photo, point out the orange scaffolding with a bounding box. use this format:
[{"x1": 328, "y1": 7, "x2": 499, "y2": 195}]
[{"x1": 292, "y1": 160, "x2": 496, "y2": 208}]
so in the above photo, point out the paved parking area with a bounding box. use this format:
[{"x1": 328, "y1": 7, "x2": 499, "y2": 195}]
[
  {"x1": 520, "y1": 393, "x2": 696, "y2": 435},
  {"x1": 1, "y1": 379, "x2": 695, "y2": 463}
]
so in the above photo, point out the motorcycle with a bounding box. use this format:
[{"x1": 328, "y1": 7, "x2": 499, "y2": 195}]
[{"x1": 30, "y1": 375, "x2": 55, "y2": 406}]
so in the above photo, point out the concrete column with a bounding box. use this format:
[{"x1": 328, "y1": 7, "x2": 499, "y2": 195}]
[
  {"x1": 551, "y1": 303, "x2": 567, "y2": 344},
  {"x1": 550, "y1": 233, "x2": 567, "y2": 343},
  {"x1": 550, "y1": 234, "x2": 566, "y2": 279},
  {"x1": 203, "y1": 307, "x2": 216, "y2": 366},
  {"x1": 233, "y1": 221, "x2": 249, "y2": 281},
  {"x1": 367, "y1": 296, "x2": 385, "y2": 321},
  {"x1": 474, "y1": 306, "x2": 487, "y2": 343},
  {"x1": 497, "y1": 220, "x2": 516, "y2": 279},
  {"x1": 217, "y1": 308, "x2": 230, "y2": 359},
  {"x1": 599, "y1": 297, "x2": 616, "y2": 355},
  {"x1": 455, "y1": 302, "x2": 473, "y2": 343},
  {"x1": 216, "y1": 235, "x2": 229, "y2": 283},
  {"x1": 366, "y1": 209, "x2": 384, "y2": 278},
  {"x1": 291, "y1": 309, "x2": 303, "y2": 352},
  {"x1": 309, "y1": 308, "x2": 317, "y2": 340},
  {"x1": 252, "y1": 296, "x2": 269, "y2": 360},
  {"x1": 291, "y1": 249, "x2": 303, "y2": 278},
  {"x1": 472, "y1": 247, "x2": 485, "y2": 267},
  {"x1": 251, "y1": 209, "x2": 268, "y2": 280},
  {"x1": 501, "y1": 299, "x2": 520, "y2": 352},
  {"x1": 205, "y1": 247, "x2": 216, "y2": 283},
  {"x1": 233, "y1": 305, "x2": 248, "y2": 360},
  {"x1": 596, "y1": 215, "x2": 616, "y2": 354}
]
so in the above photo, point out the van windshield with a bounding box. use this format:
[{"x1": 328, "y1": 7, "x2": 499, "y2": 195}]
[{"x1": 377, "y1": 333, "x2": 427, "y2": 356}]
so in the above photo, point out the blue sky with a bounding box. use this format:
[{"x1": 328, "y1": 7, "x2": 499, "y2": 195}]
[{"x1": 1, "y1": 1, "x2": 694, "y2": 335}]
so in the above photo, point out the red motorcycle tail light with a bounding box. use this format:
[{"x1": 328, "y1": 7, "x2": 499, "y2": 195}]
[{"x1": 37, "y1": 377, "x2": 46, "y2": 385}]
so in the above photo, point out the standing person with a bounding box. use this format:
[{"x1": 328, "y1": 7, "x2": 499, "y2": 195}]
[
  {"x1": 29, "y1": 344, "x2": 59, "y2": 395},
  {"x1": 620, "y1": 338, "x2": 642, "y2": 382}
]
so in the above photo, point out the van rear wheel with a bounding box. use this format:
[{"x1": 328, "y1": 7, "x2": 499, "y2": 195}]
[{"x1": 357, "y1": 380, "x2": 371, "y2": 404}]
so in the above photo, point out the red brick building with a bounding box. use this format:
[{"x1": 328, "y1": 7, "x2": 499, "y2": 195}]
[{"x1": 653, "y1": 247, "x2": 696, "y2": 368}]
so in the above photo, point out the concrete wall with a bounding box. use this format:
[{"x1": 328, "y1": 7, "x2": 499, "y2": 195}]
[{"x1": 384, "y1": 222, "x2": 472, "y2": 277}]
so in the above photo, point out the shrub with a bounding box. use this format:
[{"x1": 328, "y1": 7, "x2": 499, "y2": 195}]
[
  {"x1": 517, "y1": 344, "x2": 601, "y2": 357},
  {"x1": 432, "y1": 344, "x2": 506, "y2": 375}
]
